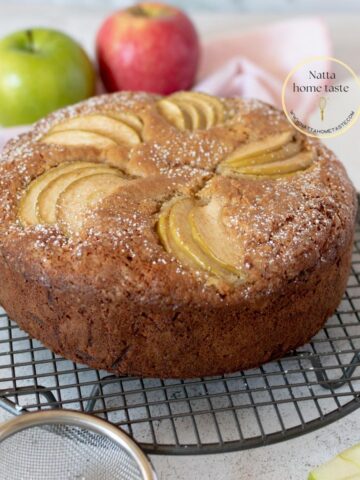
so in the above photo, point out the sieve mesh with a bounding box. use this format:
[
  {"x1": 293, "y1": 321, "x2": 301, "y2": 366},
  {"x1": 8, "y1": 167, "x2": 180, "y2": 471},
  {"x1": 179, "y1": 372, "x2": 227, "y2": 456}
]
[{"x1": 0, "y1": 422, "x2": 144, "y2": 480}]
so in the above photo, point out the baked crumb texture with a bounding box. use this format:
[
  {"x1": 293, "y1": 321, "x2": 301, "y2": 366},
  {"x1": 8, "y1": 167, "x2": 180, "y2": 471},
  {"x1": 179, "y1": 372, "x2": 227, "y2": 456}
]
[{"x1": 0, "y1": 92, "x2": 357, "y2": 378}]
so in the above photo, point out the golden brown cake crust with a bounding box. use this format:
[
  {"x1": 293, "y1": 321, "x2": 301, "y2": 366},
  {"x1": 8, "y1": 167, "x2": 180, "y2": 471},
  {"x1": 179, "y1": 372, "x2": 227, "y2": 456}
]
[{"x1": 0, "y1": 92, "x2": 357, "y2": 378}]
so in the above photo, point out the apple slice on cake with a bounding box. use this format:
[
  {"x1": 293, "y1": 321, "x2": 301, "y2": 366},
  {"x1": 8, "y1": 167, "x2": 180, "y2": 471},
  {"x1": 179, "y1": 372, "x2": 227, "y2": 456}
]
[
  {"x1": 234, "y1": 151, "x2": 315, "y2": 176},
  {"x1": 18, "y1": 161, "x2": 99, "y2": 226},
  {"x1": 41, "y1": 113, "x2": 143, "y2": 148},
  {"x1": 172, "y1": 92, "x2": 226, "y2": 126},
  {"x1": 157, "y1": 196, "x2": 243, "y2": 283},
  {"x1": 227, "y1": 140, "x2": 302, "y2": 168},
  {"x1": 18, "y1": 161, "x2": 128, "y2": 235},
  {"x1": 42, "y1": 130, "x2": 117, "y2": 149},
  {"x1": 57, "y1": 172, "x2": 127, "y2": 235},
  {"x1": 189, "y1": 196, "x2": 244, "y2": 277},
  {"x1": 157, "y1": 99, "x2": 192, "y2": 131},
  {"x1": 106, "y1": 111, "x2": 144, "y2": 135},
  {"x1": 173, "y1": 100, "x2": 207, "y2": 130},
  {"x1": 171, "y1": 92, "x2": 216, "y2": 129},
  {"x1": 218, "y1": 131, "x2": 315, "y2": 178},
  {"x1": 192, "y1": 92, "x2": 225, "y2": 124},
  {"x1": 158, "y1": 198, "x2": 208, "y2": 270},
  {"x1": 158, "y1": 197, "x2": 234, "y2": 279},
  {"x1": 168, "y1": 198, "x2": 223, "y2": 274},
  {"x1": 222, "y1": 132, "x2": 296, "y2": 167},
  {"x1": 157, "y1": 92, "x2": 225, "y2": 131},
  {"x1": 37, "y1": 164, "x2": 122, "y2": 224}
]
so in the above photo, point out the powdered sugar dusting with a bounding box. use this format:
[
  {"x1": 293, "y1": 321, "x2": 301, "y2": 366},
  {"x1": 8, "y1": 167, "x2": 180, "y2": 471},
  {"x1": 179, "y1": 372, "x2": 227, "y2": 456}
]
[{"x1": 0, "y1": 92, "x2": 356, "y2": 301}]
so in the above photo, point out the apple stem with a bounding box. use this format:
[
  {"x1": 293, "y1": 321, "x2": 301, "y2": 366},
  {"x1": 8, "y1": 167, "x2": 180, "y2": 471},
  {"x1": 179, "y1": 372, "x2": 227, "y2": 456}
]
[
  {"x1": 128, "y1": 5, "x2": 167, "y2": 17},
  {"x1": 26, "y1": 29, "x2": 34, "y2": 52},
  {"x1": 128, "y1": 6, "x2": 148, "y2": 17}
]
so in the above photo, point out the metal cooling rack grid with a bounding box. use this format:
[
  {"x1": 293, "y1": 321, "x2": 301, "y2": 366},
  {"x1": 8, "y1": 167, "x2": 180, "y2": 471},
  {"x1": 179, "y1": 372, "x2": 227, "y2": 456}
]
[{"x1": 0, "y1": 214, "x2": 360, "y2": 455}]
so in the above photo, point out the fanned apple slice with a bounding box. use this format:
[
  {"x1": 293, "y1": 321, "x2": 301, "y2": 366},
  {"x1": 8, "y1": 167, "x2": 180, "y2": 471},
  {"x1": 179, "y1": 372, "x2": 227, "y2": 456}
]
[
  {"x1": 223, "y1": 132, "x2": 295, "y2": 166},
  {"x1": 37, "y1": 164, "x2": 120, "y2": 224},
  {"x1": 167, "y1": 198, "x2": 235, "y2": 279},
  {"x1": 171, "y1": 92, "x2": 216, "y2": 129},
  {"x1": 192, "y1": 92, "x2": 225, "y2": 123},
  {"x1": 173, "y1": 100, "x2": 207, "y2": 130},
  {"x1": 225, "y1": 139, "x2": 302, "y2": 168},
  {"x1": 167, "y1": 198, "x2": 216, "y2": 272},
  {"x1": 157, "y1": 206, "x2": 172, "y2": 253},
  {"x1": 158, "y1": 208, "x2": 201, "y2": 270},
  {"x1": 106, "y1": 111, "x2": 143, "y2": 134},
  {"x1": 57, "y1": 172, "x2": 127, "y2": 235},
  {"x1": 189, "y1": 197, "x2": 244, "y2": 277},
  {"x1": 218, "y1": 131, "x2": 315, "y2": 179},
  {"x1": 18, "y1": 161, "x2": 98, "y2": 226},
  {"x1": 42, "y1": 130, "x2": 117, "y2": 149},
  {"x1": 157, "y1": 98, "x2": 192, "y2": 130},
  {"x1": 158, "y1": 92, "x2": 225, "y2": 131},
  {"x1": 49, "y1": 114, "x2": 141, "y2": 145},
  {"x1": 235, "y1": 151, "x2": 315, "y2": 176}
]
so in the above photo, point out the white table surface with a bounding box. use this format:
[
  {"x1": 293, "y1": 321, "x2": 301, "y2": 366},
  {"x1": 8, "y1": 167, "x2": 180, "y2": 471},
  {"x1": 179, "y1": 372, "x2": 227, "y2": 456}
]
[{"x1": 1, "y1": 4, "x2": 360, "y2": 479}]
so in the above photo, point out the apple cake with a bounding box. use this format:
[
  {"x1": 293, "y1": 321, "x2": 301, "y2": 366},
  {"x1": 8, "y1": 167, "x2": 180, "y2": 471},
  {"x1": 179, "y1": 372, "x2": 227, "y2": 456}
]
[{"x1": 0, "y1": 92, "x2": 357, "y2": 378}]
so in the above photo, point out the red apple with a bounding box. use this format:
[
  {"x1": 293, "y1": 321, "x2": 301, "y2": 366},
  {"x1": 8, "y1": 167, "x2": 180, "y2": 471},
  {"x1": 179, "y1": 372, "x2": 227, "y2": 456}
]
[{"x1": 96, "y1": 2, "x2": 200, "y2": 94}]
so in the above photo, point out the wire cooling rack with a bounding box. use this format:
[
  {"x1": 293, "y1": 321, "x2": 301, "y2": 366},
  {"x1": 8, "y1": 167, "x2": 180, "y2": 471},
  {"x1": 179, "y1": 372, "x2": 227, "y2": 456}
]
[{"x1": 1, "y1": 210, "x2": 360, "y2": 455}]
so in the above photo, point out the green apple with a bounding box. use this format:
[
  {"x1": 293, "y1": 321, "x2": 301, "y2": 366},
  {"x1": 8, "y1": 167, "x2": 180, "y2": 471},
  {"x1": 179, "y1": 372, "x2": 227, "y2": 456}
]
[{"x1": 0, "y1": 28, "x2": 96, "y2": 126}]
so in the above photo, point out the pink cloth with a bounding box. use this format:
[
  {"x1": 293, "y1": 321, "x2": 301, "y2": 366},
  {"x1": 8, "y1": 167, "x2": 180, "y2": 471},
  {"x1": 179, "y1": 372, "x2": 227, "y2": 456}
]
[
  {"x1": 0, "y1": 17, "x2": 331, "y2": 154},
  {"x1": 194, "y1": 17, "x2": 331, "y2": 117}
]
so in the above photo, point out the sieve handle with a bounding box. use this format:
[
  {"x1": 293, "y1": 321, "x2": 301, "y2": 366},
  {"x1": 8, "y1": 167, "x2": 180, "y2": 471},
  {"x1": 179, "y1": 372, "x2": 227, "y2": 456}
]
[
  {"x1": 0, "y1": 396, "x2": 26, "y2": 416},
  {"x1": 0, "y1": 386, "x2": 59, "y2": 417}
]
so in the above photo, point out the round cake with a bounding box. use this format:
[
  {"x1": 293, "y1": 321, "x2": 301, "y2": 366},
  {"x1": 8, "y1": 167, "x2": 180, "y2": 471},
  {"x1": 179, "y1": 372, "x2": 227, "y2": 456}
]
[{"x1": 0, "y1": 91, "x2": 357, "y2": 378}]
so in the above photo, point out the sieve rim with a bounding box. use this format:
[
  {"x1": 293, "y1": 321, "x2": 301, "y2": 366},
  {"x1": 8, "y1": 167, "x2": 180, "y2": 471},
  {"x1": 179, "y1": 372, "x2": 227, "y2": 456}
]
[{"x1": 0, "y1": 409, "x2": 157, "y2": 480}]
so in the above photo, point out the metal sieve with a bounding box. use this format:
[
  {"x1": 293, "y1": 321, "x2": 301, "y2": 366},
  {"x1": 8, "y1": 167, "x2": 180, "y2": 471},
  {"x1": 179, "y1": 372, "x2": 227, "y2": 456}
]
[{"x1": 0, "y1": 409, "x2": 157, "y2": 480}]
